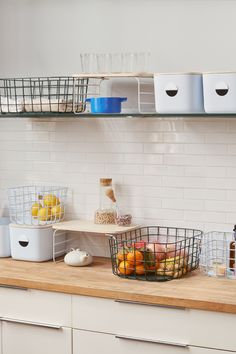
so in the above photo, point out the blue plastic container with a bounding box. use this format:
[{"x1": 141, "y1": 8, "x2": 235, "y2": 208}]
[{"x1": 86, "y1": 97, "x2": 127, "y2": 114}]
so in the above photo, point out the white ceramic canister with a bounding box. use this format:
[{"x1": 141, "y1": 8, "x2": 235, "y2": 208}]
[
  {"x1": 154, "y1": 72, "x2": 204, "y2": 114},
  {"x1": 0, "y1": 217, "x2": 11, "y2": 257},
  {"x1": 203, "y1": 72, "x2": 236, "y2": 113}
]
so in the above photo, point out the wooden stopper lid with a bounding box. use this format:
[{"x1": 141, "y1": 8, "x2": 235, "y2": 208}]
[{"x1": 100, "y1": 178, "x2": 112, "y2": 186}]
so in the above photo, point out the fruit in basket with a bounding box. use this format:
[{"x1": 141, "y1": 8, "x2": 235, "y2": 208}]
[
  {"x1": 127, "y1": 250, "x2": 143, "y2": 265},
  {"x1": 31, "y1": 202, "x2": 42, "y2": 217},
  {"x1": 146, "y1": 243, "x2": 166, "y2": 261},
  {"x1": 51, "y1": 205, "x2": 64, "y2": 219},
  {"x1": 117, "y1": 248, "x2": 128, "y2": 262},
  {"x1": 134, "y1": 264, "x2": 146, "y2": 275},
  {"x1": 43, "y1": 194, "x2": 60, "y2": 207},
  {"x1": 37, "y1": 207, "x2": 52, "y2": 221},
  {"x1": 118, "y1": 261, "x2": 134, "y2": 275}
]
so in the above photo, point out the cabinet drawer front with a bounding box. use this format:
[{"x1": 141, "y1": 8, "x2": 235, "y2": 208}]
[
  {"x1": 74, "y1": 330, "x2": 235, "y2": 354},
  {"x1": 72, "y1": 296, "x2": 189, "y2": 344},
  {"x1": 72, "y1": 296, "x2": 236, "y2": 351},
  {"x1": 73, "y1": 330, "x2": 119, "y2": 354},
  {"x1": 190, "y1": 309, "x2": 236, "y2": 351},
  {"x1": 2, "y1": 322, "x2": 71, "y2": 354},
  {"x1": 0, "y1": 287, "x2": 71, "y2": 326}
]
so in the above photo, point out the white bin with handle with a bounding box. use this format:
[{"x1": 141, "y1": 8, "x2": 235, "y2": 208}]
[
  {"x1": 9, "y1": 224, "x2": 54, "y2": 262},
  {"x1": 0, "y1": 217, "x2": 11, "y2": 257},
  {"x1": 203, "y1": 72, "x2": 236, "y2": 113},
  {"x1": 154, "y1": 72, "x2": 204, "y2": 114}
]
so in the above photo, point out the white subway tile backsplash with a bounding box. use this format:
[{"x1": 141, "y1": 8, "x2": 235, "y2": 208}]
[
  {"x1": 163, "y1": 199, "x2": 204, "y2": 211},
  {"x1": 185, "y1": 166, "x2": 226, "y2": 178},
  {"x1": 163, "y1": 133, "x2": 205, "y2": 144},
  {"x1": 144, "y1": 120, "x2": 184, "y2": 132},
  {"x1": 105, "y1": 164, "x2": 143, "y2": 175},
  {"x1": 184, "y1": 144, "x2": 228, "y2": 155},
  {"x1": 184, "y1": 188, "x2": 226, "y2": 201},
  {"x1": 124, "y1": 154, "x2": 163, "y2": 164},
  {"x1": 144, "y1": 143, "x2": 184, "y2": 154},
  {"x1": 206, "y1": 133, "x2": 236, "y2": 144},
  {"x1": 124, "y1": 132, "x2": 162, "y2": 143},
  {"x1": 164, "y1": 154, "x2": 206, "y2": 166},
  {"x1": 144, "y1": 165, "x2": 184, "y2": 176},
  {"x1": 0, "y1": 117, "x2": 236, "y2": 231},
  {"x1": 163, "y1": 176, "x2": 206, "y2": 189},
  {"x1": 184, "y1": 121, "x2": 227, "y2": 133},
  {"x1": 124, "y1": 175, "x2": 162, "y2": 187}
]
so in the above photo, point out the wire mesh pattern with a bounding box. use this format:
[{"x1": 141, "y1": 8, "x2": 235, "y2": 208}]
[
  {"x1": 200, "y1": 231, "x2": 236, "y2": 279},
  {"x1": 0, "y1": 77, "x2": 88, "y2": 114},
  {"x1": 109, "y1": 226, "x2": 202, "y2": 281},
  {"x1": 73, "y1": 74, "x2": 156, "y2": 115},
  {"x1": 8, "y1": 185, "x2": 68, "y2": 225}
]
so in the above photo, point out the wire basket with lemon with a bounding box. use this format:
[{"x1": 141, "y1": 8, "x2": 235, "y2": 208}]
[{"x1": 8, "y1": 185, "x2": 68, "y2": 225}]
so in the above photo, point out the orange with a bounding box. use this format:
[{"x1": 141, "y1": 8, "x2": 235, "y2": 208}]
[
  {"x1": 135, "y1": 264, "x2": 146, "y2": 275},
  {"x1": 117, "y1": 249, "x2": 128, "y2": 262},
  {"x1": 127, "y1": 250, "x2": 143, "y2": 265},
  {"x1": 118, "y1": 261, "x2": 134, "y2": 275}
]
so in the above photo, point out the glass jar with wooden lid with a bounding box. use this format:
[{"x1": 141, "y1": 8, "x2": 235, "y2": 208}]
[{"x1": 94, "y1": 178, "x2": 117, "y2": 224}]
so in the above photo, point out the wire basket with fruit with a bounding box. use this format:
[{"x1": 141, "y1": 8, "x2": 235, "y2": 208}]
[
  {"x1": 109, "y1": 226, "x2": 202, "y2": 281},
  {"x1": 7, "y1": 185, "x2": 68, "y2": 225}
]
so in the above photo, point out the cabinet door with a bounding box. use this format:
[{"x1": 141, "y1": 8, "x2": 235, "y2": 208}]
[
  {"x1": 2, "y1": 320, "x2": 71, "y2": 354},
  {"x1": 73, "y1": 330, "x2": 119, "y2": 354},
  {"x1": 0, "y1": 287, "x2": 71, "y2": 326},
  {"x1": 73, "y1": 330, "x2": 236, "y2": 354}
]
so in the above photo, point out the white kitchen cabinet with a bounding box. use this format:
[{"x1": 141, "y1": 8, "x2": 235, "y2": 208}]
[
  {"x1": 73, "y1": 329, "x2": 236, "y2": 354},
  {"x1": 0, "y1": 286, "x2": 72, "y2": 354},
  {"x1": 72, "y1": 296, "x2": 236, "y2": 352},
  {"x1": 2, "y1": 320, "x2": 71, "y2": 354},
  {"x1": 0, "y1": 286, "x2": 71, "y2": 326}
]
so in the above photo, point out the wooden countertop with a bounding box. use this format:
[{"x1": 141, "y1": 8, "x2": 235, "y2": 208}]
[{"x1": 0, "y1": 257, "x2": 236, "y2": 314}]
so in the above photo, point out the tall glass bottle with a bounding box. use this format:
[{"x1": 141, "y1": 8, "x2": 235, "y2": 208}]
[
  {"x1": 229, "y1": 225, "x2": 236, "y2": 271},
  {"x1": 94, "y1": 178, "x2": 117, "y2": 224}
]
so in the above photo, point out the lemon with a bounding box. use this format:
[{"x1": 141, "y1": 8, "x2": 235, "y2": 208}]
[
  {"x1": 43, "y1": 194, "x2": 59, "y2": 207},
  {"x1": 51, "y1": 205, "x2": 64, "y2": 219},
  {"x1": 31, "y1": 202, "x2": 42, "y2": 218},
  {"x1": 37, "y1": 207, "x2": 52, "y2": 221}
]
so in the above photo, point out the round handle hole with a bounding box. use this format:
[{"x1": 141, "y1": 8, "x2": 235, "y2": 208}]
[
  {"x1": 19, "y1": 241, "x2": 29, "y2": 247},
  {"x1": 215, "y1": 89, "x2": 228, "y2": 96},
  {"x1": 166, "y1": 90, "x2": 178, "y2": 97}
]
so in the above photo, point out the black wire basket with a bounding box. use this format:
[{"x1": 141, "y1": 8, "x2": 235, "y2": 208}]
[
  {"x1": 109, "y1": 226, "x2": 202, "y2": 281},
  {"x1": 0, "y1": 76, "x2": 89, "y2": 114}
]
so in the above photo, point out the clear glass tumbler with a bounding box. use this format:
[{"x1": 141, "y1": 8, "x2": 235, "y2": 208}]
[
  {"x1": 80, "y1": 53, "x2": 97, "y2": 73},
  {"x1": 96, "y1": 53, "x2": 112, "y2": 73}
]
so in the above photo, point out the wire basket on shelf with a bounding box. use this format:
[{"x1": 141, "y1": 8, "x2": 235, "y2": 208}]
[
  {"x1": 109, "y1": 226, "x2": 202, "y2": 281},
  {"x1": 8, "y1": 185, "x2": 68, "y2": 225},
  {"x1": 200, "y1": 231, "x2": 236, "y2": 279},
  {"x1": 0, "y1": 76, "x2": 88, "y2": 114}
]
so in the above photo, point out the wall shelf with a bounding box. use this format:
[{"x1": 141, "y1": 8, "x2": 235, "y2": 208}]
[{"x1": 1, "y1": 112, "x2": 236, "y2": 118}]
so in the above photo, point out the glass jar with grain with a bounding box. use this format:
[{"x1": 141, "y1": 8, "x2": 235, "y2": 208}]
[{"x1": 94, "y1": 178, "x2": 117, "y2": 224}]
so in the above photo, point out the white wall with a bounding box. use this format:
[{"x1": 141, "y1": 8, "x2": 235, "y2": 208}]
[
  {"x1": 1, "y1": 0, "x2": 236, "y2": 75},
  {"x1": 0, "y1": 0, "x2": 236, "y2": 234}
]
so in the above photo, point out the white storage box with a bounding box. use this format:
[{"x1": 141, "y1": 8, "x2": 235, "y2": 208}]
[
  {"x1": 154, "y1": 73, "x2": 204, "y2": 113},
  {"x1": 203, "y1": 72, "x2": 236, "y2": 113},
  {"x1": 9, "y1": 224, "x2": 54, "y2": 262},
  {"x1": 0, "y1": 217, "x2": 11, "y2": 257}
]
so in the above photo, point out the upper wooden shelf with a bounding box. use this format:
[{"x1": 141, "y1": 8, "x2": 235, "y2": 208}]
[
  {"x1": 73, "y1": 72, "x2": 154, "y2": 79},
  {"x1": 52, "y1": 219, "x2": 139, "y2": 235}
]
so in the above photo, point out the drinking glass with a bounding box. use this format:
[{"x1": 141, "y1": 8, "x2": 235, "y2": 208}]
[
  {"x1": 80, "y1": 53, "x2": 97, "y2": 73},
  {"x1": 96, "y1": 53, "x2": 112, "y2": 73}
]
